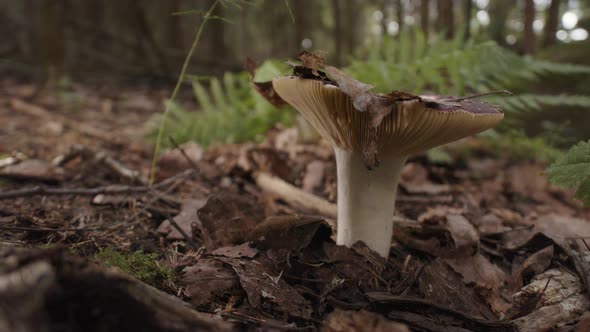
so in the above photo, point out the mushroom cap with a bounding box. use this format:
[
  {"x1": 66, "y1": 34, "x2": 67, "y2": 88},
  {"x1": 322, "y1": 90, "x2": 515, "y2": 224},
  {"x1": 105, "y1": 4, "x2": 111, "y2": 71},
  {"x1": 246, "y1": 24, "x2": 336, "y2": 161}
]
[{"x1": 272, "y1": 76, "x2": 503, "y2": 158}]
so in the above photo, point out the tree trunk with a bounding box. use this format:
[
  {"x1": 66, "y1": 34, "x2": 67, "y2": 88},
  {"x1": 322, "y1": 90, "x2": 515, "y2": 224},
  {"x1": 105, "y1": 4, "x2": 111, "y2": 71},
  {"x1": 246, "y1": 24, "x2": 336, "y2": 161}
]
[
  {"x1": 436, "y1": 0, "x2": 454, "y2": 39},
  {"x1": 332, "y1": 0, "x2": 342, "y2": 66},
  {"x1": 522, "y1": 0, "x2": 536, "y2": 54},
  {"x1": 489, "y1": 0, "x2": 514, "y2": 46},
  {"x1": 396, "y1": 0, "x2": 404, "y2": 36},
  {"x1": 343, "y1": 0, "x2": 361, "y2": 58},
  {"x1": 39, "y1": 0, "x2": 66, "y2": 89},
  {"x1": 208, "y1": 1, "x2": 227, "y2": 66},
  {"x1": 420, "y1": 0, "x2": 430, "y2": 37},
  {"x1": 463, "y1": 0, "x2": 472, "y2": 40},
  {"x1": 166, "y1": 0, "x2": 184, "y2": 52},
  {"x1": 542, "y1": 0, "x2": 560, "y2": 48},
  {"x1": 380, "y1": 0, "x2": 388, "y2": 38},
  {"x1": 294, "y1": 0, "x2": 306, "y2": 50}
]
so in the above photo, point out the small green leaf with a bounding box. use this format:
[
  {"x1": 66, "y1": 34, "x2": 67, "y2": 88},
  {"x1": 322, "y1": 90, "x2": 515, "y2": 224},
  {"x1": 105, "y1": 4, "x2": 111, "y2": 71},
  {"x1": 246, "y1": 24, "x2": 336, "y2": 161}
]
[
  {"x1": 546, "y1": 140, "x2": 590, "y2": 206},
  {"x1": 546, "y1": 140, "x2": 590, "y2": 188},
  {"x1": 575, "y1": 177, "x2": 590, "y2": 206}
]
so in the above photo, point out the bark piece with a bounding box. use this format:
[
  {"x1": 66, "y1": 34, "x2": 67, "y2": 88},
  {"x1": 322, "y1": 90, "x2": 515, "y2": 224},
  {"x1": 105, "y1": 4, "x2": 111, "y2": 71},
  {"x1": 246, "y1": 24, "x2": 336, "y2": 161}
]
[{"x1": 250, "y1": 215, "x2": 331, "y2": 252}]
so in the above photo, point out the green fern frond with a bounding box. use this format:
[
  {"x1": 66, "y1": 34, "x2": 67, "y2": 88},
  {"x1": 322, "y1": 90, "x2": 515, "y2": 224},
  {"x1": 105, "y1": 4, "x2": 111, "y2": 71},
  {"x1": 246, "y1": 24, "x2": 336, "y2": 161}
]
[
  {"x1": 489, "y1": 94, "x2": 590, "y2": 113},
  {"x1": 346, "y1": 31, "x2": 590, "y2": 125},
  {"x1": 152, "y1": 69, "x2": 294, "y2": 147}
]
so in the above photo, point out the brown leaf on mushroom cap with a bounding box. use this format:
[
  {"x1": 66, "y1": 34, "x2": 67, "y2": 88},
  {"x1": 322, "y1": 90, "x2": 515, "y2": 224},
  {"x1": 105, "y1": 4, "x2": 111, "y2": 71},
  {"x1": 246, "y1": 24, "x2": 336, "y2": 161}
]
[
  {"x1": 244, "y1": 57, "x2": 288, "y2": 107},
  {"x1": 298, "y1": 50, "x2": 326, "y2": 76},
  {"x1": 252, "y1": 81, "x2": 288, "y2": 107}
]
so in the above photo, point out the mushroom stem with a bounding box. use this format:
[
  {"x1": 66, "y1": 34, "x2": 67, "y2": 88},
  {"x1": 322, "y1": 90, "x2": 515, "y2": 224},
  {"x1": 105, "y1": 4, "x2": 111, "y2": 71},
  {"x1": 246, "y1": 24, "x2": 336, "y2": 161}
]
[{"x1": 334, "y1": 147, "x2": 407, "y2": 258}]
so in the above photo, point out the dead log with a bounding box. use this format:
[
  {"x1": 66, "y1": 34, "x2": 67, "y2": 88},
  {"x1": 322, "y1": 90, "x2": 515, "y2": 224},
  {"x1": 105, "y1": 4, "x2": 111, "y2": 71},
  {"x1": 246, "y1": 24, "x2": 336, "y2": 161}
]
[{"x1": 0, "y1": 246, "x2": 232, "y2": 332}]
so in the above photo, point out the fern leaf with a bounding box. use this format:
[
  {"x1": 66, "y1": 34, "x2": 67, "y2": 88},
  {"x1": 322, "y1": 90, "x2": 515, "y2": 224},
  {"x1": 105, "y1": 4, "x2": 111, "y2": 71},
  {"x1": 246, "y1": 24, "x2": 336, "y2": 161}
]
[
  {"x1": 192, "y1": 80, "x2": 214, "y2": 113},
  {"x1": 209, "y1": 77, "x2": 227, "y2": 111}
]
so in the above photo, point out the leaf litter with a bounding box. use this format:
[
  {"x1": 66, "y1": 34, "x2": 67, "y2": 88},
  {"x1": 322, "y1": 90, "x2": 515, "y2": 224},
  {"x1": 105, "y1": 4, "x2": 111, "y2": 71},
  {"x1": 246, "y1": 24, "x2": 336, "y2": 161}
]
[{"x1": 1, "y1": 62, "x2": 590, "y2": 331}]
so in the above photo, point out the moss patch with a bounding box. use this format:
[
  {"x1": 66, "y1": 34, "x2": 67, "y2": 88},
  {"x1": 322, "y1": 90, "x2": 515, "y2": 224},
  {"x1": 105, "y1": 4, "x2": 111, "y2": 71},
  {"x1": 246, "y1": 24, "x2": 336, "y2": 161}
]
[{"x1": 95, "y1": 248, "x2": 172, "y2": 288}]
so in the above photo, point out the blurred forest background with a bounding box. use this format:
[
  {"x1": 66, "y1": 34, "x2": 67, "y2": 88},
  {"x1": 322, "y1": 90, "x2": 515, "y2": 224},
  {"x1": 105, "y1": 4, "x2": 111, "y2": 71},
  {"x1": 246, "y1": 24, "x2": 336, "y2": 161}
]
[{"x1": 1, "y1": 0, "x2": 590, "y2": 152}]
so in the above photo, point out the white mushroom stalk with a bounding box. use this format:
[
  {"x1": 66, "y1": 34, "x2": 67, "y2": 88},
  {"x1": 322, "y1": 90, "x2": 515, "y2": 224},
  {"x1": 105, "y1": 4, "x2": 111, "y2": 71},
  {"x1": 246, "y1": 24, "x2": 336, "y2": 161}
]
[
  {"x1": 272, "y1": 74, "x2": 503, "y2": 258},
  {"x1": 335, "y1": 148, "x2": 406, "y2": 257}
]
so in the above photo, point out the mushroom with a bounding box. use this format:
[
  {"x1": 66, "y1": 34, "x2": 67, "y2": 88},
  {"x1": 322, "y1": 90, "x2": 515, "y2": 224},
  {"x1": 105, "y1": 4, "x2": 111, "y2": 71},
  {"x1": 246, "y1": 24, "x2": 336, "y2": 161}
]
[{"x1": 272, "y1": 67, "x2": 503, "y2": 258}]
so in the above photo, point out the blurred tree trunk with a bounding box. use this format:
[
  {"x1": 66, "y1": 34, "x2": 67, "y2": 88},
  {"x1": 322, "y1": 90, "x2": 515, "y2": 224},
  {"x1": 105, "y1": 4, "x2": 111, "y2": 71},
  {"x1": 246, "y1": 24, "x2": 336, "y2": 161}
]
[
  {"x1": 463, "y1": 0, "x2": 472, "y2": 40},
  {"x1": 166, "y1": 0, "x2": 184, "y2": 52},
  {"x1": 489, "y1": 0, "x2": 513, "y2": 46},
  {"x1": 332, "y1": 0, "x2": 342, "y2": 66},
  {"x1": 420, "y1": 0, "x2": 430, "y2": 37},
  {"x1": 542, "y1": 0, "x2": 560, "y2": 48},
  {"x1": 26, "y1": 0, "x2": 38, "y2": 64},
  {"x1": 39, "y1": 0, "x2": 66, "y2": 89},
  {"x1": 208, "y1": 0, "x2": 227, "y2": 65},
  {"x1": 85, "y1": 0, "x2": 103, "y2": 66},
  {"x1": 396, "y1": 0, "x2": 404, "y2": 36},
  {"x1": 294, "y1": 0, "x2": 306, "y2": 50},
  {"x1": 343, "y1": 0, "x2": 361, "y2": 58},
  {"x1": 380, "y1": 0, "x2": 388, "y2": 38},
  {"x1": 133, "y1": 2, "x2": 171, "y2": 76},
  {"x1": 436, "y1": 0, "x2": 454, "y2": 39},
  {"x1": 522, "y1": 0, "x2": 536, "y2": 54}
]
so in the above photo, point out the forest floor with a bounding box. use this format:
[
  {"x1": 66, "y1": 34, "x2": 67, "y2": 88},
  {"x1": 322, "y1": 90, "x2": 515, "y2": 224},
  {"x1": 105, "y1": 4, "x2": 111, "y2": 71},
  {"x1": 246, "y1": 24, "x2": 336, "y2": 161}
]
[{"x1": 1, "y1": 77, "x2": 590, "y2": 332}]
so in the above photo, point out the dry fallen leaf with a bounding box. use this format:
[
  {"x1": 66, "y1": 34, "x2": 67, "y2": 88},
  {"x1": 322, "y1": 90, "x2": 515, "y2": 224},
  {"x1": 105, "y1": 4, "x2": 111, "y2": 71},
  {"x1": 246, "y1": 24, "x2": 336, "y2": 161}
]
[
  {"x1": 157, "y1": 198, "x2": 206, "y2": 241},
  {"x1": 322, "y1": 309, "x2": 409, "y2": 332},
  {"x1": 394, "y1": 208, "x2": 479, "y2": 258},
  {"x1": 181, "y1": 259, "x2": 237, "y2": 308},
  {"x1": 0, "y1": 159, "x2": 65, "y2": 182}
]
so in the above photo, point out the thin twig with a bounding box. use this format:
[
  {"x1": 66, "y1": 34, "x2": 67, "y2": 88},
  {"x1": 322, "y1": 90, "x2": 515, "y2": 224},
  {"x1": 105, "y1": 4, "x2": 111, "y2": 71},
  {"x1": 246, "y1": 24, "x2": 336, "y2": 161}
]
[
  {"x1": 443, "y1": 90, "x2": 513, "y2": 102},
  {"x1": 150, "y1": 0, "x2": 221, "y2": 184},
  {"x1": 0, "y1": 186, "x2": 154, "y2": 199},
  {"x1": 165, "y1": 212, "x2": 199, "y2": 250},
  {"x1": 0, "y1": 226, "x2": 102, "y2": 232},
  {"x1": 168, "y1": 136, "x2": 200, "y2": 170}
]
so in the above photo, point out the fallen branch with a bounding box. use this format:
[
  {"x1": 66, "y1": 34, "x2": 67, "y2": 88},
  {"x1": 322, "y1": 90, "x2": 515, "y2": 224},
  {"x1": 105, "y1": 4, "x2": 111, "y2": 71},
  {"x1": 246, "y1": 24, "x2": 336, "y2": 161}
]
[
  {"x1": 10, "y1": 98, "x2": 122, "y2": 145},
  {"x1": 0, "y1": 185, "x2": 152, "y2": 199},
  {"x1": 55, "y1": 145, "x2": 147, "y2": 184},
  {"x1": 0, "y1": 169, "x2": 195, "y2": 200},
  {"x1": 254, "y1": 172, "x2": 337, "y2": 219},
  {"x1": 253, "y1": 172, "x2": 412, "y2": 228}
]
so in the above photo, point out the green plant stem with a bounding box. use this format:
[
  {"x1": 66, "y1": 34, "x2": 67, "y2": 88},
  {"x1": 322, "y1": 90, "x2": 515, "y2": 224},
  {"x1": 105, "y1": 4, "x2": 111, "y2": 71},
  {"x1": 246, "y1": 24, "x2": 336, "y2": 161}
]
[{"x1": 149, "y1": 0, "x2": 220, "y2": 184}]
